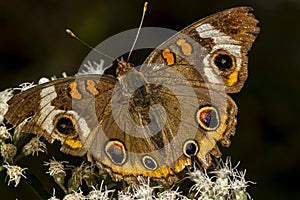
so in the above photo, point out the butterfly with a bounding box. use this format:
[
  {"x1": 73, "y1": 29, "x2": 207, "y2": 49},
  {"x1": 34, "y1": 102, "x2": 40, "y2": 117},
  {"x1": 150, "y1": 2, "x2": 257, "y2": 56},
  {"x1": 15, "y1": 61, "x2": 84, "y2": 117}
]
[{"x1": 4, "y1": 7, "x2": 259, "y2": 184}]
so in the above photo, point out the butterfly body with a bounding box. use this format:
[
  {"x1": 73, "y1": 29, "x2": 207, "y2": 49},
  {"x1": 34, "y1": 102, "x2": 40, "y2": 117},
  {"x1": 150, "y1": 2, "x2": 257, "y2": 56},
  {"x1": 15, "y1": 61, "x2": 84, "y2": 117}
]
[{"x1": 4, "y1": 7, "x2": 259, "y2": 184}]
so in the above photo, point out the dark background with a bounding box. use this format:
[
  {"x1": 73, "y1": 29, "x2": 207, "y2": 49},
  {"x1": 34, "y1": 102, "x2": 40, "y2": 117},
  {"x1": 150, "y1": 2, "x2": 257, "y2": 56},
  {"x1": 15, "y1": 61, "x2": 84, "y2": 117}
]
[{"x1": 0, "y1": 0, "x2": 299, "y2": 199}]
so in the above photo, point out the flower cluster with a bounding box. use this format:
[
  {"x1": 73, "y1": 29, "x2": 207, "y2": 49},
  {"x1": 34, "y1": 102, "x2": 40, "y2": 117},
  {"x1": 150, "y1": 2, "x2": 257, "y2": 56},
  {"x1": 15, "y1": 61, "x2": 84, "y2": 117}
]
[
  {"x1": 3, "y1": 164, "x2": 27, "y2": 187},
  {"x1": 189, "y1": 158, "x2": 254, "y2": 200},
  {"x1": 42, "y1": 157, "x2": 253, "y2": 200}
]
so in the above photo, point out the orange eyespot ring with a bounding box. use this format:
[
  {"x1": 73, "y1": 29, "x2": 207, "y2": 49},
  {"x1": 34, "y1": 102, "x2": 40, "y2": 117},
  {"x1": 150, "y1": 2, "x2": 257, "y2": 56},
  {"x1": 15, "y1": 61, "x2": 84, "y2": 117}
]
[
  {"x1": 211, "y1": 50, "x2": 235, "y2": 72},
  {"x1": 105, "y1": 140, "x2": 127, "y2": 166},
  {"x1": 55, "y1": 114, "x2": 77, "y2": 136},
  {"x1": 196, "y1": 106, "x2": 220, "y2": 131},
  {"x1": 183, "y1": 140, "x2": 199, "y2": 157},
  {"x1": 142, "y1": 155, "x2": 158, "y2": 170}
]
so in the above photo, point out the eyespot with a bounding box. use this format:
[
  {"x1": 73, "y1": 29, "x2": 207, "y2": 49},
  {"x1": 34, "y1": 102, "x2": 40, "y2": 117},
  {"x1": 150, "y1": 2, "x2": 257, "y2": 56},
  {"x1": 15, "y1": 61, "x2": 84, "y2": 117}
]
[
  {"x1": 55, "y1": 115, "x2": 76, "y2": 136},
  {"x1": 196, "y1": 106, "x2": 220, "y2": 131},
  {"x1": 105, "y1": 140, "x2": 127, "y2": 166},
  {"x1": 142, "y1": 155, "x2": 158, "y2": 170},
  {"x1": 183, "y1": 140, "x2": 199, "y2": 157},
  {"x1": 212, "y1": 51, "x2": 235, "y2": 71}
]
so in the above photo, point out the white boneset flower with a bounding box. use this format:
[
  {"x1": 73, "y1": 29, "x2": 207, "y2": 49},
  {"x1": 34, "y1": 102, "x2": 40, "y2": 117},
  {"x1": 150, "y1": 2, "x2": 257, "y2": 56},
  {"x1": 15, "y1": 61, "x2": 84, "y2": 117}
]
[
  {"x1": 62, "y1": 189, "x2": 84, "y2": 200},
  {"x1": 44, "y1": 157, "x2": 68, "y2": 187},
  {"x1": 77, "y1": 59, "x2": 111, "y2": 75},
  {"x1": 231, "y1": 169, "x2": 254, "y2": 190},
  {"x1": 86, "y1": 181, "x2": 114, "y2": 200},
  {"x1": 156, "y1": 188, "x2": 187, "y2": 200},
  {"x1": 189, "y1": 169, "x2": 214, "y2": 198},
  {"x1": 211, "y1": 157, "x2": 237, "y2": 180},
  {"x1": 39, "y1": 77, "x2": 50, "y2": 84},
  {"x1": 14, "y1": 82, "x2": 36, "y2": 92},
  {"x1": 234, "y1": 189, "x2": 249, "y2": 200},
  {"x1": 68, "y1": 162, "x2": 93, "y2": 193},
  {"x1": 131, "y1": 176, "x2": 159, "y2": 200},
  {"x1": 0, "y1": 102, "x2": 8, "y2": 124},
  {"x1": 0, "y1": 88, "x2": 14, "y2": 123},
  {"x1": 51, "y1": 72, "x2": 68, "y2": 81},
  {"x1": 230, "y1": 169, "x2": 254, "y2": 200},
  {"x1": 44, "y1": 158, "x2": 68, "y2": 177},
  {"x1": 0, "y1": 88, "x2": 14, "y2": 102},
  {"x1": 1, "y1": 143, "x2": 17, "y2": 162},
  {"x1": 48, "y1": 195, "x2": 60, "y2": 200},
  {"x1": 48, "y1": 188, "x2": 60, "y2": 200},
  {"x1": 62, "y1": 72, "x2": 67, "y2": 78},
  {"x1": 0, "y1": 125, "x2": 12, "y2": 141},
  {"x1": 118, "y1": 190, "x2": 133, "y2": 200},
  {"x1": 22, "y1": 137, "x2": 47, "y2": 156},
  {"x1": 210, "y1": 157, "x2": 236, "y2": 198},
  {"x1": 38, "y1": 72, "x2": 68, "y2": 83},
  {"x1": 3, "y1": 164, "x2": 27, "y2": 187}
]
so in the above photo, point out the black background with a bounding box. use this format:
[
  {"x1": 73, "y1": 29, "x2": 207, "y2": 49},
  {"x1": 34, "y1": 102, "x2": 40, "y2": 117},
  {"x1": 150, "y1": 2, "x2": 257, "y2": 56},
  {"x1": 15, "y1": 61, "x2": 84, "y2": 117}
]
[{"x1": 0, "y1": 0, "x2": 299, "y2": 199}]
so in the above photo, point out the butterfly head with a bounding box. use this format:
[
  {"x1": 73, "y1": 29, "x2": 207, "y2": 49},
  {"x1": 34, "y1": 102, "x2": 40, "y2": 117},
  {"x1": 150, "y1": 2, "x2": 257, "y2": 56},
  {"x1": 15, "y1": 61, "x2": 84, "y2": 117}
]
[{"x1": 116, "y1": 57, "x2": 135, "y2": 77}]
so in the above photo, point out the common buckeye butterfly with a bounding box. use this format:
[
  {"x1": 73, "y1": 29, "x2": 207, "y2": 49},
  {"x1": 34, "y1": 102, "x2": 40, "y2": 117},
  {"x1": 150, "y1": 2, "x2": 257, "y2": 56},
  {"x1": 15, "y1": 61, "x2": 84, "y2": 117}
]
[{"x1": 4, "y1": 7, "x2": 259, "y2": 184}]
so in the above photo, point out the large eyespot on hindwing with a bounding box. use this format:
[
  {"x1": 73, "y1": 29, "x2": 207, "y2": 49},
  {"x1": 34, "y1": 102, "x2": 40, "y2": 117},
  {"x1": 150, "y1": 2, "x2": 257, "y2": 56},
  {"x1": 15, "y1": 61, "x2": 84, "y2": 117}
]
[
  {"x1": 54, "y1": 114, "x2": 77, "y2": 136},
  {"x1": 211, "y1": 49, "x2": 236, "y2": 72},
  {"x1": 196, "y1": 106, "x2": 220, "y2": 131},
  {"x1": 142, "y1": 155, "x2": 158, "y2": 171},
  {"x1": 105, "y1": 140, "x2": 127, "y2": 166},
  {"x1": 183, "y1": 140, "x2": 199, "y2": 157}
]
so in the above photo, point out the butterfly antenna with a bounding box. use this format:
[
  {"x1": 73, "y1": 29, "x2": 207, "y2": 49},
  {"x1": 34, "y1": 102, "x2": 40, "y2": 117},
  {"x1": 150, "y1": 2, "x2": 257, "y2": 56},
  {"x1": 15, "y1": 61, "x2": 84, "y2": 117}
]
[
  {"x1": 65, "y1": 28, "x2": 115, "y2": 61},
  {"x1": 127, "y1": 1, "x2": 148, "y2": 62}
]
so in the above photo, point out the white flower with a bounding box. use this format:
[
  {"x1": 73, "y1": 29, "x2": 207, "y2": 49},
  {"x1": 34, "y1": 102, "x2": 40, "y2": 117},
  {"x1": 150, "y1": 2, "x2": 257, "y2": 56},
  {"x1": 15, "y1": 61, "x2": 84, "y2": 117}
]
[
  {"x1": 44, "y1": 157, "x2": 68, "y2": 177},
  {"x1": 118, "y1": 190, "x2": 133, "y2": 200},
  {"x1": 156, "y1": 188, "x2": 187, "y2": 200},
  {"x1": 132, "y1": 176, "x2": 153, "y2": 199},
  {"x1": 0, "y1": 89, "x2": 14, "y2": 123},
  {"x1": 131, "y1": 176, "x2": 160, "y2": 200},
  {"x1": 48, "y1": 188, "x2": 60, "y2": 200},
  {"x1": 0, "y1": 125, "x2": 12, "y2": 141},
  {"x1": 189, "y1": 169, "x2": 214, "y2": 198},
  {"x1": 51, "y1": 72, "x2": 68, "y2": 81},
  {"x1": 1, "y1": 143, "x2": 17, "y2": 162},
  {"x1": 0, "y1": 102, "x2": 8, "y2": 124},
  {"x1": 211, "y1": 157, "x2": 237, "y2": 179},
  {"x1": 22, "y1": 137, "x2": 47, "y2": 156},
  {"x1": 86, "y1": 181, "x2": 114, "y2": 200},
  {"x1": 0, "y1": 88, "x2": 14, "y2": 102},
  {"x1": 62, "y1": 72, "x2": 67, "y2": 78},
  {"x1": 62, "y1": 189, "x2": 84, "y2": 200},
  {"x1": 189, "y1": 157, "x2": 254, "y2": 199},
  {"x1": 14, "y1": 82, "x2": 36, "y2": 92},
  {"x1": 209, "y1": 157, "x2": 237, "y2": 198},
  {"x1": 68, "y1": 162, "x2": 96, "y2": 192},
  {"x1": 231, "y1": 169, "x2": 255, "y2": 190},
  {"x1": 39, "y1": 72, "x2": 68, "y2": 84},
  {"x1": 3, "y1": 164, "x2": 27, "y2": 187},
  {"x1": 44, "y1": 158, "x2": 69, "y2": 191},
  {"x1": 230, "y1": 169, "x2": 254, "y2": 200},
  {"x1": 39, "y1": 77, "x2": 50, "y2": 84},
  {"x1": 77, "y1": 59, "x2": 111, "y2": 75},
  {"x1": 49, "y1": 195, "x2": 60, "y2": 200}
]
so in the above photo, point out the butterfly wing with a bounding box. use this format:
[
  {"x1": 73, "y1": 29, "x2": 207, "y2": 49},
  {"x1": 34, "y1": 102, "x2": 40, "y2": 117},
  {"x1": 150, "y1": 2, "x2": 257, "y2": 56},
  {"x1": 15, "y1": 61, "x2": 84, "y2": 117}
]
[
  {"x1": 127, "y1": 7, "x2": 259, "y2": 175},
  {"x1": 141, "y1": 7, "x2": 259, "y2": 93},
  {"x1": 79, "y1": 76, "x2": 237, "y2": 183},
  {"x1": 4, "y1": 7, "x2": 259, "y2": 184},
  {"x1": 5, "y1": 74, "x2": 116, "y2": 156}
]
